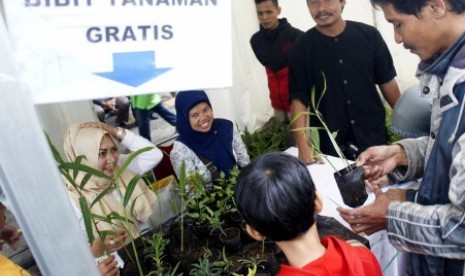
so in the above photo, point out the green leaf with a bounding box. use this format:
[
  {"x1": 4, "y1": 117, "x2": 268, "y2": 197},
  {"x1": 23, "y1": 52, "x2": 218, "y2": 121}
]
[
  {"x1": 114, "y1": 146, "x2": 153, "y2": 180},
  {"x1": 78, "y1": 196, "x2": 94, "y2": 244},
  {"x1": 80, "y1": 173, "x2": 92, "y2": 189},
  {"x1": 44, "y1": 132, "x2": 65, "y2": 164},
  {"x1": 123, "y1": 176, "x2": 141, "y2": 208},
  {"x1": 59, "y1": 162, "x2": 111, "y2": 180},
  {"x1": 90, "y1": 185, "x2": 115, "y2": 208},
  {"x1": 92, "y1": 211, "x2": 135, "y2": 225},
  {"x1": 73, "y1": 155, "x2": 85, "y2": 180},
  {"x1": 188, "y1": 212, "x2": 200, "y2": 219}
]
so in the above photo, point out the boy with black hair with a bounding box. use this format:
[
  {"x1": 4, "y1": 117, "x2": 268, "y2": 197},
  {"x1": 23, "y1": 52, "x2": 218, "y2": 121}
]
[{"x1": 235, "y1": 152, "x2": 381, "y2": 275}]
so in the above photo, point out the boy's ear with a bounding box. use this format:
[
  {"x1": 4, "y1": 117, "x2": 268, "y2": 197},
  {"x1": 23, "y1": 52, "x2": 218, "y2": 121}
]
[
  {"x1": 315, "y1": 190, "x2": 323, "y2": 214},
  {"x1": 245, "y1": 224, "x2": 266, "y2": 241}
]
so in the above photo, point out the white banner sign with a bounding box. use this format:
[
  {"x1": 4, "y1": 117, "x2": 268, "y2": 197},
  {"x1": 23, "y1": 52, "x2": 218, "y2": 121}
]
[{"x1": 2, "y1": 0, "x2": 232, "y2": 104}]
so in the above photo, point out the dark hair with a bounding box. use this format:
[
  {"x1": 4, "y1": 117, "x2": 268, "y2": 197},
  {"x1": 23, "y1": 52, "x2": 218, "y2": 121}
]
[
  {"x1": 371, "y1": 0, "x2": 465, "y2": 15},
  {"x1": 255, "y1": 0, "x2": 279, "y2": 6},
  {"x1": 235, "y1": 152, "x2": 316, "y2": 242}
]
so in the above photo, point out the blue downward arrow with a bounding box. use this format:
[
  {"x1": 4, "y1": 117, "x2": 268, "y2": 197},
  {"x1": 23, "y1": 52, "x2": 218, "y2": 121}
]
[{"x1": 95, "y1": 51, "x2": 171, "y2": 87}]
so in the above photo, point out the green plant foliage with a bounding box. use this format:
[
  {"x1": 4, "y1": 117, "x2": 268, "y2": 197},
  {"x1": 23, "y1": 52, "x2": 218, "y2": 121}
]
[
  {"x1": 184, "y1": 172, "x2": 216, "y2": 226},
  {"x1": 240, "y1": 117, "x2": 290, "y2": 159},
  {"x1": 144, "y1": 232, "x2": 170, "y2": 275},
  {"x1": 385, "y1": 104, "x2": 402, "y2": 144},
  {"x1": 189, "y1": 248, "x2": 225, "y2": 275},
  {"x1": 211, "y1": 166, "x2": 239, "y2": 215},
  {"x1": 289, "y1": 72, "x2": 350, "y2": 172}
]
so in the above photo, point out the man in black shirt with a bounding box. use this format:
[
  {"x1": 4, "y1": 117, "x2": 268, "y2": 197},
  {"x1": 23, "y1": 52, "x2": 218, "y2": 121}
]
[{"x1": 289, "y1": 0, "x2": 400, "y2": 162}]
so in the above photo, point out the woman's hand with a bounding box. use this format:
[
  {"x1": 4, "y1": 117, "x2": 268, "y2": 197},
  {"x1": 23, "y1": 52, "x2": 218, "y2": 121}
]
[
  {"x1": 98, "y1": 255, "x2": 120, "y2": 276},
  {"x1": 80, "y1": 122, "x2": 125, "y2": 141},
  {"x1": 104, "y1": 229, "x2": 128, "y2": 253}
]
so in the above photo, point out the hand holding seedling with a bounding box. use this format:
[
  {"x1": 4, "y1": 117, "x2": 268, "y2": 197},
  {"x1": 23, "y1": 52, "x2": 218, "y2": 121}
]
[
  {"x1": 337, "y1": 188, "x2": 391, "y2": 235},
  {"x1": 356, "y1": 144, "x2": 407, "y2": 181}
]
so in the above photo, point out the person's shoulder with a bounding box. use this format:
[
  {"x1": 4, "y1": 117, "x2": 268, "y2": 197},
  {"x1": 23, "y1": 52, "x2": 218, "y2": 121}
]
[
  {"x1": 172, "y1": 140, "x2": 188, "y2": 151},
  {"x1": 250, "y1": 27, "x2": 263, "y2": 41},
  {"x1": 215, "y1": 118, "x2": 233, "y2": 126},
  {"x1": 290, "y1": 27, "x2": 314, "y2": 43},
  {"x1": 342, "y1": 238, "x2": 380, "y2": 268},
  {"x1": 324, "y1": 235, "x2": 369, "y2": 252},
  {"x1": 347, "y1": 20, "x2": 378, "y2": 33},
  {"x1": 280, "y1": 18, "x2": 304, "y2": 33},
  {"x1": 250, "y1": 30, "x2": 262, "y2": 48},
  {"x1": 326, "y1": 236, "x2": 381, "y2": 274}
]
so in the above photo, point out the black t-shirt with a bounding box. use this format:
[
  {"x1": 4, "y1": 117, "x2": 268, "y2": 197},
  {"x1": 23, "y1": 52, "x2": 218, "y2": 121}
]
[
  {"x1": 251, "y1": 18, "x2": 304, "y2": 72},
  {"x1": 289, "y1": 21, "x2": 397, "y2": 156}
]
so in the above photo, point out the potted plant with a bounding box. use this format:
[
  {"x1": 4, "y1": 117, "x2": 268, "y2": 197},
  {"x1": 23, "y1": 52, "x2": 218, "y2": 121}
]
[
  {"x1": 210, "y1": 167, "x2": 242, "y2": 228},
  {"x1": 289, "y1": 73, "x2": 367, "y2": 208},
  {"x1": 221, "y1": 247, "x2": 247, "y2": 275},
  {"x1": 241, "y1": 241, "x2": 277, "y2": 274},
  {"x1": 209, "y1": 210, "x2": 241, "y2": 254},
  {"x1": 184, "y1": 172, "x2": 216, "y2": 239},
  {"x1": 188, "y1": 247, "x2": 225, "y2": 275},
  {"x1": 143, "y1": 231, "x2": 171, "y2": 275}
]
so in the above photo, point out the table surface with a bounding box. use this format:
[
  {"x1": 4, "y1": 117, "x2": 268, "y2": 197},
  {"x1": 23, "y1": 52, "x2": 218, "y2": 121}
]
[{"x1": 284, "y1": 147, "x2": 412, "y2": 275}]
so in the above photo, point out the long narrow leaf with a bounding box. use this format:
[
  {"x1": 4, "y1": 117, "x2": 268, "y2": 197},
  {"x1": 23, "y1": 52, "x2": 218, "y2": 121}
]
[
  {"x1": 123, "y1": 176, "x2": 141, "y2": 208},
  {"x1": 90, "y1": 186, "x2": 115, "y2": 207},
  {"x1": 44, "y1": 132, "x2": 65, "y2": 164},
  {"x1": 289, "y1": 111, "x2": 312, "y2": 125},
  {"x1": 311, "y1": 85, "x2": 317, "y2": 111},
  {"x1": 310, "y1": 128, "x2": 321, "y2": 151},
  {"x1": 96, "y1": 230, "x2": 117, "y2": 240},
  {"x1": 79, "y1": 197, "x2": 94, "y2": 244},
  {"x1": 115, "y1": 147, "x2": 153, "y2": 180},
  {"x1": 59, "y1": 163, "x2": 111, "y2": 180},
  {"x1": 316, "y1": 72, "x2": 327, "y2": 110},
  {"x1": 60, "y1": 170, "x2": 79, "y2": 190},
  {"x1": 72, "y1": 156, "x2": 86, "y2": 180},
  {"x1": 92, "y1": 212, "x2": 136, "y2": 225},
  {"x1": 80, "y1": 173, "x2": 92, "y2": 189}
]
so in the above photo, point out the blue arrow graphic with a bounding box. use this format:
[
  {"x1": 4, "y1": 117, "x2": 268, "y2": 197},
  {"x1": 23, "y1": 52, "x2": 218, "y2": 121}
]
[{"x1": 95, "y1": 51, "x2": 171, "y2": 87}]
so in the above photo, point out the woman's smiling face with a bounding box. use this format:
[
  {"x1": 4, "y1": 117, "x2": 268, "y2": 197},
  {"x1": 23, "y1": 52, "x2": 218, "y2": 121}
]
[
  {"x1": 188, "y1": 102, "x2": 213, "y2": 133},
  {"x1": 98, "y1": 134, "x2": 119, "y2": 176}
]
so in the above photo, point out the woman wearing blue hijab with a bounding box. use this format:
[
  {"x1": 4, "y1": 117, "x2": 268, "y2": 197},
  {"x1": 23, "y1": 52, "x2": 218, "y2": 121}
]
[{"x1": 170, "y1": 90, "x2": 250, "y2": 184}]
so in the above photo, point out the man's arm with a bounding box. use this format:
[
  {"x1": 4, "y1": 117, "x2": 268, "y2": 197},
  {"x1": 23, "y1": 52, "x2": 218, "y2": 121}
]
[
  {"x1": 386, "y1": 136, "x2": 465, "y2": 258},
  {"x1": 290, "y1": 99, "x2": 318, "y2": 164},
  {"x1": 379, "y1": 79, "x2": 401, "y2": 108},
  {"x1": 387, "y1": 202, "x2": 465, "y2": 259}
]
